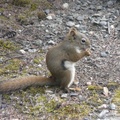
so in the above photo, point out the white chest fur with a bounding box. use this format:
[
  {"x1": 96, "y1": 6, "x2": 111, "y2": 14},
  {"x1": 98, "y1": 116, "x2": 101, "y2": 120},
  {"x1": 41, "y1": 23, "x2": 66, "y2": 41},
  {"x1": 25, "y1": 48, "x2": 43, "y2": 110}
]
[
  {"x1": 75, "y1": 47, "x2": 81, "y2": 53},
  {"x1": 64, "y1": 61, "x2": 75, "y2": 87}
]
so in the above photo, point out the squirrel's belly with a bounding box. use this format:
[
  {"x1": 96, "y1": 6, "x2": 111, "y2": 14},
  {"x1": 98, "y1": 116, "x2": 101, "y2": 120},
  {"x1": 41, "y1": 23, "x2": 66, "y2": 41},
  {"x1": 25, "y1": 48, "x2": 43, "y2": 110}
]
[{"x1": 64, "y1": 61, "x2": 76, "y2": 87}]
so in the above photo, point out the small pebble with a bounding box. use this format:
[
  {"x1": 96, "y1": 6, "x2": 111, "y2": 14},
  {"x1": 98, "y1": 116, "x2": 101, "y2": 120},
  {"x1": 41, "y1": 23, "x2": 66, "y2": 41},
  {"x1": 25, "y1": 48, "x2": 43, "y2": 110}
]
[
  {"x1": 61, "y1": 93, "x2": 68, "y2": 98},
  {"x1": 67, "y1": 16, "x2": 74, "y2": 21},
  {"x1": 0, "y1": 58, "x2": 3, "y2": 63},
  {"x1": 45, "y1": 90, "x2": 54, "y2": 94},
  {"x1": 38, "y1": 64, "x2": 42, "y2": 67},
  {"x1": 33, "y1": 40, "x2": 42, "y2": 46},
  {"x1": 100, "y1": 51, "x2": 109, "y2": 57},
  {"x1": 70, "y1": 92, "x2": 78, "y2": 96},
  {"x1": 44, "y1": 9, "x2": 50, "y2": 14},
  {"x1": 76, "y1": 16, "x2": 84, "y2": 21},
  {"x1": 46, "y1": 29, "x2": 49, "y2": 32},
  {"x1": 18, "y1": 29, "x2": 22, "y2": 33},
  {"x1": 28, "y1": 49, "x2": 37, "y2": 53},
  {"x1": 109, "y1": 103, "x2": 116, "y2": 110},
  {"x1": 83, "y1": 118, "x2": 89, "y2": 120},
  {"x1": 107, "y1": 1, "x2": 114, "y2": 7},
  {"x1": 46, "y1": 15, "x2": 53, "y2": 20},
  {"x1": 62, "y1": 3, "x2": 69, "y2": 9},
  {"x1": 79, "y1": 95, "x2": 85, "y2": 101},
  {"x1": 96, "y1": 6, "x2": 102, "y2": 10},
  {"x1": 47, "y1": 40, "x2": 55, "y2": 45},
  {"x1": 66, "y1": 21, "x2": 75, "y2": 27},
  {"x1": 11, "y1": 119, "x2": 19, "y2": 120},
  {"x1": 89, "y1": 31, "x2": 94, "y2": 35},
  {"x1": 75, "y1": 24, "x2": 80, "y2": 28},
  {"x1": 98, "y1": 104, "x2": 108, "y2": 109},
  {"x1": 111, "y1": 25, "x2": 115, "y2": 29},
  {"x1": 20, "y1": 49, "x2": 26, "y2": 54},
  {"x1": 92, "y1": 20, "x2": 100, "y2": 25},
  {"x1": 87, "y1": 82, "x2": 92, "y2": 85},
  {"x1": 100, "y1": 21, "x2": 107, "y2": 26},
  {"x1": 98, "y1": 109, "x2": 109, "y2": 118}
]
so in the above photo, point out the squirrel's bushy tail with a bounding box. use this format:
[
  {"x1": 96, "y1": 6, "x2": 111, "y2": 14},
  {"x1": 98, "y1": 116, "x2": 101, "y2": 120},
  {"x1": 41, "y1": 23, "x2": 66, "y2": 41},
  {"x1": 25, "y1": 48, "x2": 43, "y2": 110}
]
[{"x1": 0, "y1": 76, "x2": 57, "y2": 93}]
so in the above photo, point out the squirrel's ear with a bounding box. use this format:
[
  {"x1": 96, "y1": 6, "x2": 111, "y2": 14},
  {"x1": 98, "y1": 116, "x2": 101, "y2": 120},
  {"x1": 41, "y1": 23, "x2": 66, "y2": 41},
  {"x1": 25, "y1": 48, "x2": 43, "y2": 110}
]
[{"x1": 68, "y1": 27, "x2": 77, "y2": 36}]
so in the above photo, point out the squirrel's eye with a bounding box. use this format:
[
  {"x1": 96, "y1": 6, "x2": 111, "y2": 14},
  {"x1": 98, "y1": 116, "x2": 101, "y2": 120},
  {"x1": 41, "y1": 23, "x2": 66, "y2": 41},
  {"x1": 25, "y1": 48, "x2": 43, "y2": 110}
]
[{"x1": 81, "y1": 38, "x2": 86, "y2": 44}]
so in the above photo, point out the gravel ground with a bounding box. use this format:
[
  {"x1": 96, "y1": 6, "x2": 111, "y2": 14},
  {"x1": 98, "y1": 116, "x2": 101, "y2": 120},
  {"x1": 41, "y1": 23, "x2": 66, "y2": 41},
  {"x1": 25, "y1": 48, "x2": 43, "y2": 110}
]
[{"x1": 0, "y1": 0, "x2": 120, "y2": 120}]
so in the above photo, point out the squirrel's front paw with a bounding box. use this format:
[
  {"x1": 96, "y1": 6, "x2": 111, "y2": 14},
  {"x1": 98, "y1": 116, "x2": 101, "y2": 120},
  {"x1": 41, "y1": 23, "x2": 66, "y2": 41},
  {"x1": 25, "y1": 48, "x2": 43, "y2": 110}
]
[{"x1": 85, "y1": 49, "x2": 91, "y2": 56}]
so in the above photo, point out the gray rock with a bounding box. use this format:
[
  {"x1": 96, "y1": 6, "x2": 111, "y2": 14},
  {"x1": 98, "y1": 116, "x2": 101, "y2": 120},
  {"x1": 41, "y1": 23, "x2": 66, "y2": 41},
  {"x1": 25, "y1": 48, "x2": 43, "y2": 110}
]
[
  {"x1": 33, "y1": 40, "x2": 43, "y2": 46},
  {"x1": 62, "y1": 3, "x2": 69, "y2": 9},
  {"x1": 98, "y1": 109, "x2": 109, "y2": 118},
  {"x1": 0, "y1": 58, "x2": 3, "y2": 63},
  {"x1": 45, "y1": 90, "x2": 54, "y2": 94},
  {"x1": 93, "y1": 20, "x2": 100, "y2": 25},
  {"x1": 96, "y1": 6, "x2": 103, "y2": 10},
  {"x1": 76, "y1": 0, "x2": 81, "y2": 4},
  {"x1": 66, "y1": 21, "x2": 75, "y2": 27},
  {"x1": 103, "y1": 116, "x2": 120, "y2": 120},
  {"x1": 109, "y1": 103, "x2": 116, "y2": 110},
  {"x1": 61, "y1": 93, "x2": 68, "y2": 98},
  {"x1": 28, "y1": 49, "x2": 37, "y2": 53},
  {"x1": 117, "y1": 25, "x2": 120, "y2": 31},
  {"x1": 91, "y1": 46, "x2": 95, "y2": 51},
  {"x1": 75, "y1": 5, "x2": 81, "y2": 10},
  {"x1": 90, "y1": 5, "x2": 95, "y2": 10},
  {"x1": 100, "y1": 51, "x2": 109, "y2": 57},
  {"x1": 75, "y1": 24, "x2": 80, "y2": 28},
  {"x1": 67, "y1": 16, "x2": 74, "y2": 21},
  {"x1": 83, "y1": 118, "x2": 89, "y2": 120},
  {"x1": 76, "y1": 16, "x2": 84, "y2": 21},
  {"x1": 92, "y1": 13, "x2": 102, "y2": 17},
  {"x1": 70, "y1": 92, "x2": 79, "y2": 96},
  {"x1": 46, "y1": 15, "x2": 53, "y2": 20},
  {"x1": 47, "y1": 40, "x2": 55, "y2": 45},
  {"x1": 73, "y1": 13, "x2": 79, "y2": 19},
  {"x1": 44, "y1": 9, "x2": 50, "y2": 14},
  {"x1": 100, "y1": 21, "x2": 107, "y2": 26},
  {"x1": 79, "y1": 95, "x2": 85, "y2": 101},
  {"x1": 20, "y1": 49, "x2": 26, "y2": 54},
  {"x1": 0, "y1": 12, "x2": 2, "y2": 16},
  {"x1": 107, "y1": 1, "x2": 114, "y2": 7}
]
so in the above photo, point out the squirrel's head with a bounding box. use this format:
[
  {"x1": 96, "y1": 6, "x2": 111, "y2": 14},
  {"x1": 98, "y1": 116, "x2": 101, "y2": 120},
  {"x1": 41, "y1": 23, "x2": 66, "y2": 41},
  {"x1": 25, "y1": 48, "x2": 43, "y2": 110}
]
[{"x1": 66, "y1": 27, "x2": 91, "y2": 55}]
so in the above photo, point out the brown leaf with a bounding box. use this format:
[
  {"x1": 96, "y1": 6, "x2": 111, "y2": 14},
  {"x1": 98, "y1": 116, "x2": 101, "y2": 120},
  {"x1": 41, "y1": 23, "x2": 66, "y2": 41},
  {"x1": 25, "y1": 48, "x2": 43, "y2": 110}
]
[
  {"x1": 103, "y1": 87, "x2": 109, "y2": 97},
  {"x1": 69, "y1": 87, "x2": 81, "y2": 91}
]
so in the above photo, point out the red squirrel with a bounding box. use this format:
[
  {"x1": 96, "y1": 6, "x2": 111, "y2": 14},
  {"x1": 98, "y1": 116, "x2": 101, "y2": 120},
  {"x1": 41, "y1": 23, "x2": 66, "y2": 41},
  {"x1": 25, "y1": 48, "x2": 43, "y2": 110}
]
[{"x1": 0, "y1": 27, "x2": 91, "y2": 93}]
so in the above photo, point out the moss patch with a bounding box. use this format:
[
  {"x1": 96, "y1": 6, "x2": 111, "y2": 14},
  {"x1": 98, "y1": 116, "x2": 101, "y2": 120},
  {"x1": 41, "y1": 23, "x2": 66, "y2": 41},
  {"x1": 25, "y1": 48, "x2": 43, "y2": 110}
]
[
  {"x1": 12, "y1": 0, "x2": 31, "y2": 7},
  {"x1": 33, "y1": 56, "x2": 44, "y2": 64},
  {"x1": 56, "y1": 103, "x2": 91, "y2": 119},
  {"x1": 87, "y1": 91, "x2": 103, "y2": 106},
  {"x1": 17, "y1": 14, "x2": 29, "y2": 25},
  {"x1": 0, "y1": 59, "x2": 22, "y2": 76},
  {"x1": 37, "y1": 0, "x2": 53, "y2": 9},
  {"x1": 0, "y1": 39, "x2": 17, "y2": 50},
  {"x1": 30, "y1": 3, "x2": 38, "y2": 11},
  {"x1": 107, "y1": 82, "x2": 119, "y2": 90},
  {"x1": 113, "y1": 87, "x2": 120, "y2": 104},
  {"x1": 87, "y1": 85, "x2": 103, "y2": 91},
  {"x1": 3, "y1": 86, "x2": 92, "y2": 119},
  {"x1": 37, "y1": 11, "x2": 46, "y2": 20}
]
